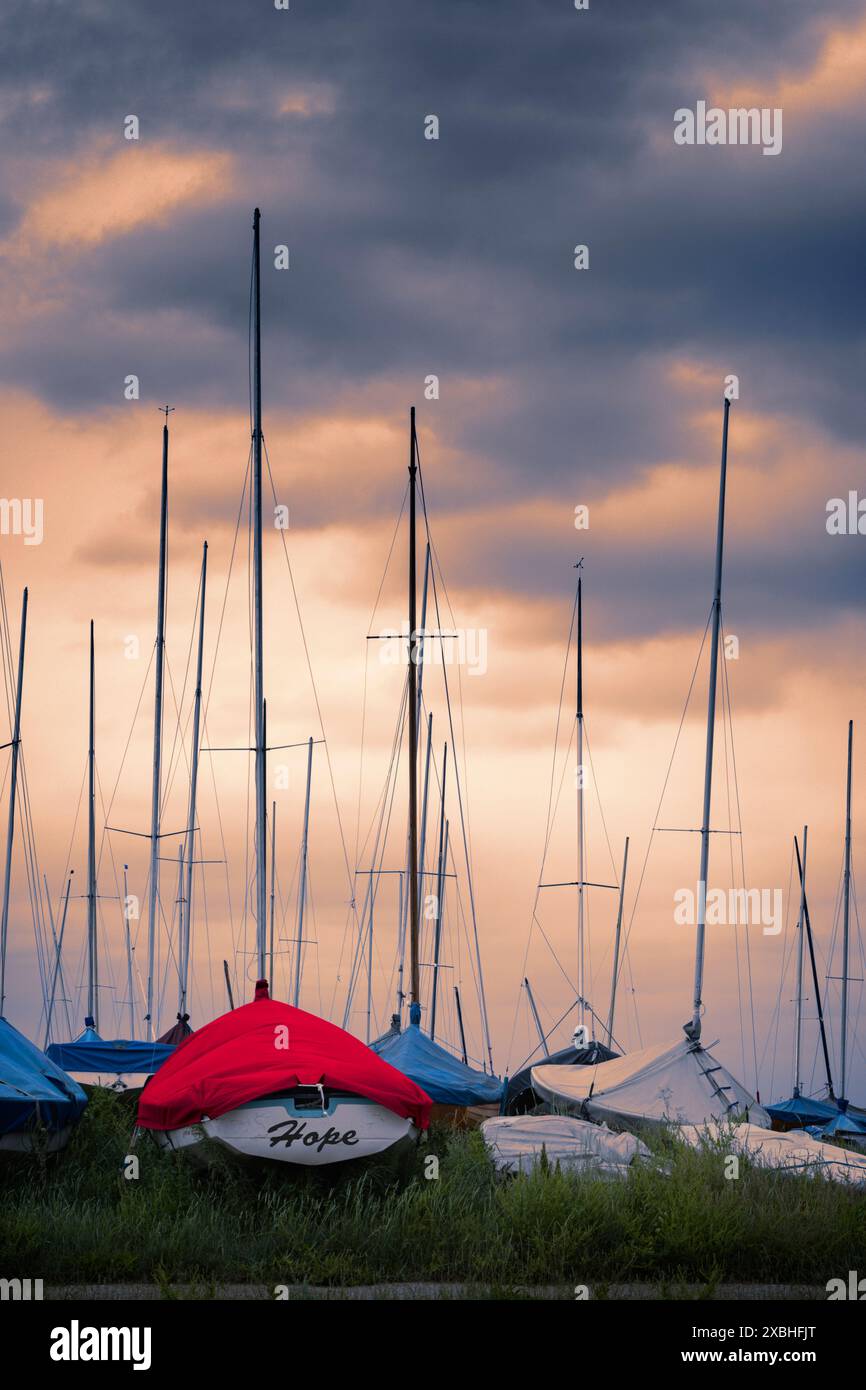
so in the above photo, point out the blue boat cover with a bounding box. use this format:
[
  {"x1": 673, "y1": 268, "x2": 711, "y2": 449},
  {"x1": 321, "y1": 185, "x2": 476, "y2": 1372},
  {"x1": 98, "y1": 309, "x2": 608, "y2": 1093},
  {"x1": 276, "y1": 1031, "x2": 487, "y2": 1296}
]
[
  {"x1": 0, "y1": 1017, "x2": 87, "y2": 1136},
  {"x1": 811, "y1": 1103, "x2": 866, "y2": 1141},
  {"x1": 370, "y1": 1006, "x2": 503, "y2": 1107},
  {"x1": 46, "y1": 1022, "x2": 174, "y2": 1076},
  {"x1": 764, "y1": 1093, "x2": 840, "y2": 1128}
]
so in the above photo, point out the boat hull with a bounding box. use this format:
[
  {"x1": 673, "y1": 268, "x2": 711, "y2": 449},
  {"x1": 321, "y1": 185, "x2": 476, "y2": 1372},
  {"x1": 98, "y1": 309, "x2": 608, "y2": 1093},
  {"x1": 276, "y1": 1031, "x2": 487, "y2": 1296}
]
[
  {"x1": 153, "y1": 1089, "x2": 418, "y2": 1170},
  {"x1": 0, "y1": 1124, "x2": 76, "y2": 1157}
]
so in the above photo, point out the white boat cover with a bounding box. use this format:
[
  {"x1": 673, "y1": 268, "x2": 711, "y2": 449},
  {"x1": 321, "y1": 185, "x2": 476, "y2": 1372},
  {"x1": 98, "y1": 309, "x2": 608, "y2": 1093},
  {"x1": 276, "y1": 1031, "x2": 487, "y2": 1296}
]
[
  {"x1": 531, "y1": 1035, "x2": 770, "y2": 1130},
  {"x1": 481, "y1": 1114, "x2": 650, "y2": 1176},
  {"x1": 678, "y1": 1122, "x2": 866, "y2": 1188}
]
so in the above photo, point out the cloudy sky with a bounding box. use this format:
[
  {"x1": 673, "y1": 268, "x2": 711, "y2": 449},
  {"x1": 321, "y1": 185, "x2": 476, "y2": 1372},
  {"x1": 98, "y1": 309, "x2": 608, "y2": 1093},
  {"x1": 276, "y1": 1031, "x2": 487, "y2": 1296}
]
[{"x1": 1, "y1": 0, "x2": 865, "y2": 1104}]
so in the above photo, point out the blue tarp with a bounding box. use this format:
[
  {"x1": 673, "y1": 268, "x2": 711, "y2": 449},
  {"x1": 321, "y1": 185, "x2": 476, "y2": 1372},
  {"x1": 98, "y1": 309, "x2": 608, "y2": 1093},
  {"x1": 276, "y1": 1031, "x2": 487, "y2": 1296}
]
[
  {"x1": 764, "y1": 1093, "x2": 840, "y2": 1128},
  {"x1": 810, "y1": 1104, "x2": 866, "y2": 1142},
  {"x1": 46, "y1": 1022, "x2": 174, "y2": 1076},
  {"x1": 370, "y1": 1006, "x2": 503, "y2": 1107},
  {"x1": 0, "y1": 1017, "x2": 87, "y2": 1136}
]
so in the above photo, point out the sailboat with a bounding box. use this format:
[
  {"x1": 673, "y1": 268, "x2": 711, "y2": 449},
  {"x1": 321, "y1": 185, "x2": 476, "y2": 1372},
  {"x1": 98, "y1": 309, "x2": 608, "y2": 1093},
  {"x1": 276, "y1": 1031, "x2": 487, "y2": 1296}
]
[
  {"x1": 368, "y1": 407, "x2": 503, "y2": 1120},
  {"x1": 533, "y1": 398, "x2": 769, "y2": 1131},
  {"x1": 764, "y1": 828, "x2": 838, "y2": 1130},
  {"x1": 139, "y1": 981, "x2": 429, "y2": 1167},
  {"x1": 46, "y1": 621, "x2": 174, "y2": 1091},
  {"x1": 137, "y1": 209, "x2": 433, "y2": 1168},
  {"x1": 0, "y1": 587, "x2": 87, "y2": 1155},
  {"x1": 505, "y1": 577, "x2": 623, "y2": 1115},
  {"x1": 812, "y1": 723, "x2": 866, "y2": 1145}
]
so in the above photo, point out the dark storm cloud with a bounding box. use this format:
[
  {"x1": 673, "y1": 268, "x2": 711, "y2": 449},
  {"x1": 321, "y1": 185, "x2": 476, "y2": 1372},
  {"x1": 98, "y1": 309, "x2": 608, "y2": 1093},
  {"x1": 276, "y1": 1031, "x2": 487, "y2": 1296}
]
[{"x1": 1, "y1": 0, "x2": 865, "y2": 634}]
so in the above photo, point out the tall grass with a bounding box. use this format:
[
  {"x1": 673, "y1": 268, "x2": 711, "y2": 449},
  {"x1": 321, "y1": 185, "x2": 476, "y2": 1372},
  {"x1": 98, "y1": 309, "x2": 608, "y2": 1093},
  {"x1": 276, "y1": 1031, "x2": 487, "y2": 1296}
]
[{"x1": 1, "y1": 1090, "x2": 862, "y2": 1287}]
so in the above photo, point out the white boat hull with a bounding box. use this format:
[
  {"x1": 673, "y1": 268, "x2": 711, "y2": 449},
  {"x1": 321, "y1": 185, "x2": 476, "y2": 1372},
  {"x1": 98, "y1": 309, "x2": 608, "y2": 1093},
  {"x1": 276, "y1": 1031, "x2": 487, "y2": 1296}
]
[
  {"x1": 0, "y1": 1124, "x2": 76, "y2": 1156},
  {"x1": 153, "y1": 1089, "x2": 418, "y2": 1169}
]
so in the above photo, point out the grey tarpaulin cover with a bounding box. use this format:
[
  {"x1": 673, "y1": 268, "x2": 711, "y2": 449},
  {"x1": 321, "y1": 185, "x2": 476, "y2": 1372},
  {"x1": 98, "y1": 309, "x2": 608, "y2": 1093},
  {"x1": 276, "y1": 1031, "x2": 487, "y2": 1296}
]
[
  {"x1": 481, "y1": 1113, "x2": 650, "y2": 1176},
  {"x1": 532, "y1": 1035, "x2": 769, "y2": 1130},
  {"x1": 505, "y1": 1040, "x2": 617, "y2": 1114},
  {"x1": 678, "y1": 1121, "x2": 866, "y2": 1187}
]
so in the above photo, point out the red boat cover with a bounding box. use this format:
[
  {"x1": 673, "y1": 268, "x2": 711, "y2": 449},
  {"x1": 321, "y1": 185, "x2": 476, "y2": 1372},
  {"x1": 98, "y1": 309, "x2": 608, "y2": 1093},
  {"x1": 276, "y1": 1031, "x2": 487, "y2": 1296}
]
[{"x1": 137, "y1": 990, "x2": 432, "y2": 1131}]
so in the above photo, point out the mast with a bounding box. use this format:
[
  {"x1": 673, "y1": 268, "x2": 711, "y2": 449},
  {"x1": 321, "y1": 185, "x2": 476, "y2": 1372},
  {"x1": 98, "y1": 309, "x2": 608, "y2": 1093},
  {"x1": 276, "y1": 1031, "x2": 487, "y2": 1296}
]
[
  {"x1": 268, "y1": 801, "x2": 276, "y2": 991},
  {"x1": 145, "y1": 417, "x2": 169, "y2": 1038},
  {"x1": 576, "y1": 576, "x2": 585, "y2": 1031},
  {"x1": 605, "y1": 836, "x2": 629, "y2": 1047},
  {"x1": 395, "y1": 870, "x2": 404, "y2": 1018},
  {"x1": 408, "y1": 406, "x2": 420, "y2": 1008},
  {"x1": 795, "y1": 834, "x2": 834, "y2": 1098},
  {"x1": 0, "y1": 586, "x2": 27, "y2": 1018},
  {"x1": 366, "y1": 888, "x2": 374, "y2": 1043},
  {"x1": 293, "y1": 736, "x2": 314, "y2": 1007},
  {"x1": 454, "y1": 984, "x2": 468, "y2": 1064},
  {"x1": 793, "y1": 825, "x2": 808, "y2": 1097},
  {"x1": 524, "y1": 978, "x2": 550, "y2": 1057},
  {"x1": 87, "y1": 620, "x2": 98, "y2": 1027},
  {"x1": 840, "y1": 719, "x2": 853, "y2": 1103},
  {"x1": 688, "y1": 395, "x2": 731, "y2": 1043},
  {"x1": 180, "y1": 541, "x2": 207, "y2": 1018},
  {"x1": 252, "y1": 207, "x2": 268, "y2": 982},
  {"x1": 430, "y1": 743, "x2": 448, "y2": 1038},
  {"x1": 173, "y1": 843, "x2": 184, "y2": 1017},
  {"x1": 122, "y1": 863, "x2": 135, "y2": 1039},
  {"x1": 397, "y1": 546, "x2": 430, "y2": 1017}
]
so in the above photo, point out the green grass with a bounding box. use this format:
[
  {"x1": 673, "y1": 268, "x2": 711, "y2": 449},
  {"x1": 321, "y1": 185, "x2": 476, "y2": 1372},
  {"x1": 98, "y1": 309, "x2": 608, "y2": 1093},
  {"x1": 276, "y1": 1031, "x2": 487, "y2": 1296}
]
[{"x1": 0, "y1": 1090, "x2": 862, "y2": 1287}]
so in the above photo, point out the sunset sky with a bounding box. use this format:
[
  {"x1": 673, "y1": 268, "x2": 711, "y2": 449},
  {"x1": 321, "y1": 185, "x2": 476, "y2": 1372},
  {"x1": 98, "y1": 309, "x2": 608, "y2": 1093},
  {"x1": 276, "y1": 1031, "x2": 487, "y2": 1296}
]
[{"x1": 1, "y1": 0, "x2": 865, "y2": 1107}]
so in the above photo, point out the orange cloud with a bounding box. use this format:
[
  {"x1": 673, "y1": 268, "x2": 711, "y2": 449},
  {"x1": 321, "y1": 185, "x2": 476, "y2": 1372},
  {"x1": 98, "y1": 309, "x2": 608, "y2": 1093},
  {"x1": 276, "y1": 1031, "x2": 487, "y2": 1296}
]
[
  {"x1": 715, "y1": 15, "x2": 866, "y2": 114},
  {"x1": 9, "y1": 141, "x2": 234, "y2": 253}
]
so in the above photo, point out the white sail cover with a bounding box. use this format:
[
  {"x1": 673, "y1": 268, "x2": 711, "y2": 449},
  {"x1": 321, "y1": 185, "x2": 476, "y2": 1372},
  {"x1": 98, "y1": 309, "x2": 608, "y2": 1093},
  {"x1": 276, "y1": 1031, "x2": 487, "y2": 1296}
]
[
  {"x1": 678, "y1": 1122, "x2": 866, "y2": 1188},
  {"x1": 481, "y1": 1114, "x2": 649, "y2": 1177},
  {"x1": 531, "y1": 1035, "x2": 769, "y2": 1130}
]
